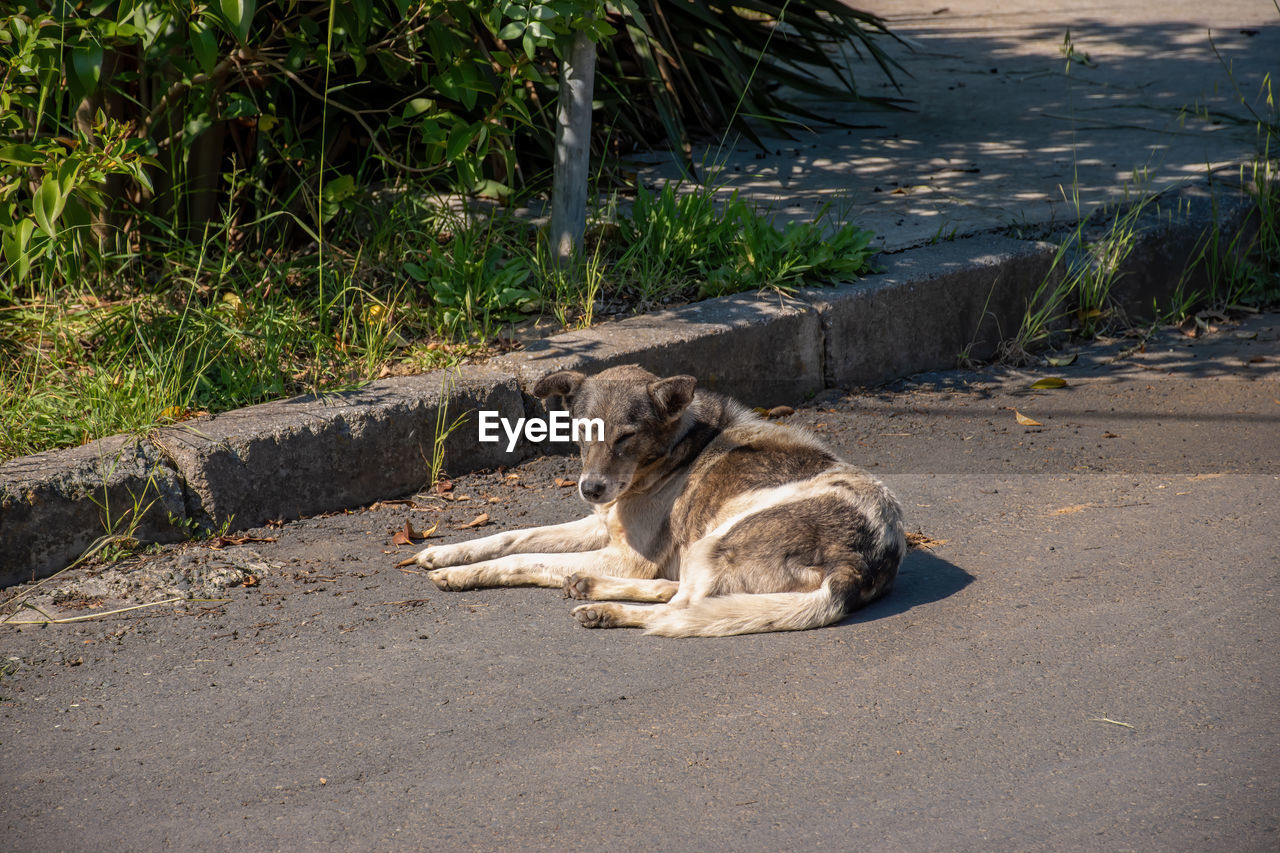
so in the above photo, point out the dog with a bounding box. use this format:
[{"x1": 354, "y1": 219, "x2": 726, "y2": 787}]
[{"x1": 401, "y1": 365, "x2": 905, "y2": 637}]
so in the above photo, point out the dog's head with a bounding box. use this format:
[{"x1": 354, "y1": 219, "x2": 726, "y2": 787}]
[{"x1": 533, "y1": 365, "x2": 696, "y2": 504}]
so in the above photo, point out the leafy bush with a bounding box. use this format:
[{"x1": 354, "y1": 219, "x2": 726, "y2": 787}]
[
  {"x1": 402, "y1": 213, "x2": 542, "y2": 338},
  {"x1": 1, "y1": 0, "x2": 586, "y2": 289},
  {"x1": 0, "y1": 1, "x2": 894, "y2": 460},
  {"x1": 1, "y1": 1, "x2": 898, "y2": 294},
  {"x1": 614, "y1": 184, "x2": 875, "y2": 303}
]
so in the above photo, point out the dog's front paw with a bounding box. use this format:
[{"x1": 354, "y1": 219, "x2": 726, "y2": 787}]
[
  {"x1": 427, "y1": 567, "x2": 475, "y2": 591},
  {"x1": 573, "y1": 603, "x2": 622, "y2": 628},
  {"x1": 396, "y1": 545, "x2": 440, "y2": 569},
  {"x1": 396, "y1": 543, "x2": 471, "y2": 570},
  {"x1": 562, "y1": 572, "x2": 594, "y2": 600}
]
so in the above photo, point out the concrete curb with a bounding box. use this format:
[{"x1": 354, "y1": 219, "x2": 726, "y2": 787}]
[
  {"x1": 0, "y1": 436, "x2": 188, "y2": 581},
  {"x1": 149, "y1": 367, "x2": 529, "y2": 533},
  {"x1": 0, "y1": 179, "x2": 1257, "y2": 587},
  {"x1": 801, "y1": 236, "x2": 1061, "y2": 387}
]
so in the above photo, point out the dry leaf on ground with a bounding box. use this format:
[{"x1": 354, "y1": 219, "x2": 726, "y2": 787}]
[
  {"x1": 906, "y1": 531, "x2": 948, "y2": 550},
  {"x1": 1180, "y1": 316, "x2": 1215, "y2": 338},
  {"x1": 554, "y1": 477, "x2": 576, "y2": 488},
  {"x1": 392, "y1": 520, "x2": 439, "y2": 546},
  {"x1": 459, "y1": 513, "x2": 491, "y2": 529},
  {"x1": 1012, "y1": 409, "x2": 1043, "y2": 427},
  {"x1": 392, "y1": 521, "x2": 417, "y2": 546}
]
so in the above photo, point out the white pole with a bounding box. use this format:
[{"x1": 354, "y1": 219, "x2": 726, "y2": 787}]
[{"x1": 550, "y1": 25, "x2": 597, "y2": 264}]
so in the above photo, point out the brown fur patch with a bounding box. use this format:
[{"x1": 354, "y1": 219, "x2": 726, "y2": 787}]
[{"x1": 673, "y1": 439, "x2": 837, "y2": 542}]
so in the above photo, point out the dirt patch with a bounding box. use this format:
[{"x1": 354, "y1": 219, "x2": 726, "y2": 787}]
[{"x1": 1, "y1": 545, "x2": 279, "y2": 624}]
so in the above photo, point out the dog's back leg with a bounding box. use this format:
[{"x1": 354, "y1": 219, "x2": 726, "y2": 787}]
[
  {"x1": 572, "y1": 539, "x2": 871, "y2": 637},
  {"x1": 573, "y1": 584, "x2": 849, "y2": 636}
]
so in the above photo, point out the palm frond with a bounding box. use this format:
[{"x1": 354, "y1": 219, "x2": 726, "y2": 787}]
[{"x1": 598, "y1": 0, "x2": 907, "y2": 158}]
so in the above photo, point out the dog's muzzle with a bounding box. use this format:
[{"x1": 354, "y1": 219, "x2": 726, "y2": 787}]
[{"x1": 578, "y1": 475, "x2": 610, "y2": 503}]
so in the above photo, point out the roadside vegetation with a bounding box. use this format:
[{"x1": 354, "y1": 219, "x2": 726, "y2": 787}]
[
  {"x1": 0, "y1": 1, "x2": 898, "y2": 462},
  {"x1": 994, "y1": 34, "x2": 1278, "y2": 365}
]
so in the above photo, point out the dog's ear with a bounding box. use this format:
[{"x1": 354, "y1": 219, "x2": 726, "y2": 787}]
[
  {"x1": 648, "y1": 374, "x2": 696, "y2": 421},
  {"x1": 533, "y1": 370, "x2": 585, "y2": 405}
]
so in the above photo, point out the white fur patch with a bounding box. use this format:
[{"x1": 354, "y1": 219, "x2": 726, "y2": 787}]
[{"x1": 703, "y1": 467, "x2": 893, "y2": 542}]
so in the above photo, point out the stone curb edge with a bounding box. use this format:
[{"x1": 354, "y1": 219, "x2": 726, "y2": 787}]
[{"x1": 0, "y1": 179, "x2": 1258, "y2": 587}]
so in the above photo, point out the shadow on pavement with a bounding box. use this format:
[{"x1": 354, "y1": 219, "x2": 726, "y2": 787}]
[
  {"x1": 851, "y1": 549, "x2": 975, "y2": 624},
  {"x1": 699, "y1": 11, "x2": 1278, "y2": 244}
]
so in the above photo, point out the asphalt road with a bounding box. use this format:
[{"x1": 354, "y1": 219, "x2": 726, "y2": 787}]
[{"x1": 2, "y1": 316, "x2": 1277, "y2": 851}]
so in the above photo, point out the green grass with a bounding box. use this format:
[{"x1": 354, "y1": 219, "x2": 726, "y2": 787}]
[
  {"x1": 1204, "y1": 151, "x2": 1280, "y2": 307},
  {"x1": 993, "y1": 181, "x2": 1157, "y2": 365},
  {"x1": 1169, "y1": 49, "x2": 1280, "y2": 317},
  {"x1": 0, "y1": 180, "x2": 877, "y2": 462},
  {"x1": 994, "y1": 162, "x2": 1277, "y2": 367},
  {"x1": 610, "y1": 185, "x2": 874, "y2": 306}
]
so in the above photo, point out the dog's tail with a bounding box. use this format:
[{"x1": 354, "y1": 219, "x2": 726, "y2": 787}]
[
  {"x1": 639, "y1": 555, "x2": 896, "y2": 638},
  {"x1": 640, "y1": 574, "x2": 861, "y2": 638}
]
